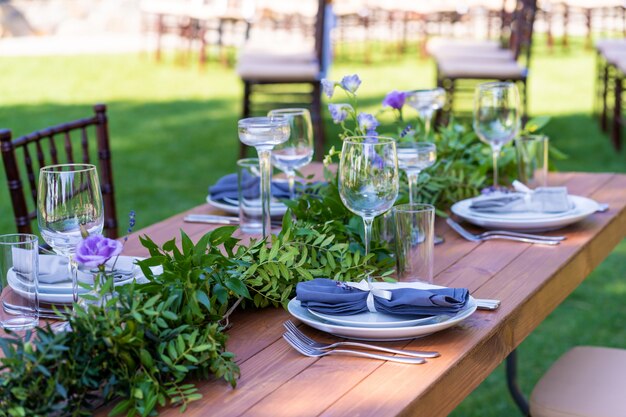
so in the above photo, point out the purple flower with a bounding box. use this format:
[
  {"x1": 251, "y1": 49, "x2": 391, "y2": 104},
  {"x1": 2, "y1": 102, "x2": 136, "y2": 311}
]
[
  {"x1": 321, "y1": 79, "x2": 336, "y2": 98},
  {"x1": 328, "y1": 103, "x2": 352, "y2": 123},
  {"x1": 365, "y1": 129, "x2": 378, "y2": 137},
  {"x1": 382, "y1": 90, "x2": 407, "y2": 110},
  {"x1": 357, "y1": 112, "x2": 379, "y2": 132},
  {"x1": 75, "y1": 234, "x2": 123, "y2": 268},
  {"x1": 340, "y1": 74, "x2": 361, "y2": 94}
]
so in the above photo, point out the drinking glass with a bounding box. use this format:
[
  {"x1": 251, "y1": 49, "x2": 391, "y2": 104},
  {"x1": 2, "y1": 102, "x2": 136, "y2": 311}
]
[
  {"x1": 473, "y1": 81, "x2": 521, "y2": 189},
  {"x1": 238, "y1": 117, "x2": 290, "y2": 238},
  {"x1": 268, "y1": 108, "x2": 314, "y2": 199},
  {"x1": 38, "y1": 164, "x2": 104, "y2": 306},
  {"x1": 0, "y1": 233, "x2": 39, "y2": 330},
  {"x1": 396, "y1": 142, "x2": 437, "y2": 204},
  {"x1": 393, "y1": 204, "x2": 434, "y2": 283},
  {"x1": 406, "y1": 88, "x2": 446, "y2": 137},
  {"x1": 338, "y1": 136, "x2": 399, "y2": 278}
]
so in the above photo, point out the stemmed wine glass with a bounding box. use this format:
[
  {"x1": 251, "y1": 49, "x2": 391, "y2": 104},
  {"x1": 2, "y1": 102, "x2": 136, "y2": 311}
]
[
  {"x1": 473, "y1": 81, "x2": 521, "y2": 189},
  {"x1": 338, "y1": 137, "x2": 399, "y2": 281},
  {"x1": 396, "y1": 142, "x2": 437, "y2": 204},
  {"x1": 238, "y1": 117, "x2": 290, "y2": 238},
  {"x1": 406, "y1": 88, "x2": 446, "y2": 137},
  {"x1": 268, "y1": 108, "x2": 314, "y2": 199},
  {"x1": 37, "y1": 164, "x2": 104, "y2": 308}
]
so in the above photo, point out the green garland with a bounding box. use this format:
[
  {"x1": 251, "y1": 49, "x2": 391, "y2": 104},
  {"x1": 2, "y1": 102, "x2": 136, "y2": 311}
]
[{"x1": 0, "y1": 118, "x2": 557, "y2": 417}]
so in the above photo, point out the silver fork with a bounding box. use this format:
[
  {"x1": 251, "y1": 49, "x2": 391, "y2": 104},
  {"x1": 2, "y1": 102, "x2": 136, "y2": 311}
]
[
  {"x1": 282, "y1": 332, "x2": 426, "y2": 364},
  {"x1": 446, "y1": 218, "x2": 561, "y2": 245},
  {"x1": 447, "y1": 218, "x2": 565, "y2": 241},
  {"x1": 283, "y1": 321, "x2": 439, "y2": 358}
]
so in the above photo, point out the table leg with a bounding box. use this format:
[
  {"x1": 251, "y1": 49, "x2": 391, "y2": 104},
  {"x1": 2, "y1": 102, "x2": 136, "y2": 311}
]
[{"x1": 506, "y1": 348, "x2": 530, "y2": 416}]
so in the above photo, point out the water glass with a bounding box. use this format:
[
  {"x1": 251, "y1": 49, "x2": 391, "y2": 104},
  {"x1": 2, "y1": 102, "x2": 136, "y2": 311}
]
[
  {"x1": 237, "y1": 158, "x2": 264, "y2": 234},
  {"x1": 473, "y1": 82, "x2": 520, "y2": 189},
  {"x1": 393, "y1": 204, "x2": 434, "y2": 283},
  {"x1": 268, "y1": 108, "x2": 314, "y2": 199},
  {"x1": 0, "y1": 234, "x2": 39, "y2": 330},
  {"x1": 515, "y1": 134, "x2": 549, "y2": 187}
]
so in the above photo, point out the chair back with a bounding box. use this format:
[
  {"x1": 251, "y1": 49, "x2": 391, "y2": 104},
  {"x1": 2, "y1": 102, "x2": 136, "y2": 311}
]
[
  {"x1": 315, "y1": 0, "x2": 333, "y2": 77},
  {"x1": 0, "y1": 104, "x2": 118, "y2": 238},
  {"x1": 510, "y1": 0, "x2": 537, "y2": 66}
]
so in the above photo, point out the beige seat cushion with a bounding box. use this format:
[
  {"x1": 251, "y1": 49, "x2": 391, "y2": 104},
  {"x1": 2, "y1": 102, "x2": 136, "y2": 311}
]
[
  {"x1": 438, "y1": 57, "x2": 526, "y2": 80},
  {"x1": 427, "y1": 37, "x2": 501, "y2": 56},
  {"x1": 530, "y1": 346, "x2": 626, "y2": 417},
  {"x1": 603, "y1": 50, "x2": 626, "y2": 66},
  {"x1": 237, "y1": 60, "x2": 320, "y2": 82},
  {"x1": 596, "y1": 39, "x2": 626, "y2": 55},
  {"x1": 432, "y1": 47, "x2": 516, "y2": 62}
]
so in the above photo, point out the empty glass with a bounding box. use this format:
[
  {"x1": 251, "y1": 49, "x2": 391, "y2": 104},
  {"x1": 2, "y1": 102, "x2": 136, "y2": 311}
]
[
  {"x1": 406, "y1": 88, "x2": 446, "y2": 137},
  {"x1": 238, "y1": 117, "x2": 290, "y2": 238},
  {"x1": 237, "y1": 158, "x2": 263, "y2": 234},
  {"x1": 268, "y1": 108, "x2": 314, "y2": 199},
  {"x1": 396, "y1": 142, "x2": 437, "y2": 204},
  {"x1": 515, "y1": 134, "x2": 549, "y2": 187},
  {"x1": 338, "y1": 136, "x2": 399, "y2": 280},
  {"x1": 0, "y1": 233, "x2": 39, "y2": 330},
  {"x1": 393, "y1": 204, "x2": 434, "y2": 283},
  {"x1": 473, "y1": 82, "x2": 521, "y2": 189},
  {"x1": 38, "y1": 164, "x2": 104, "y2": 306}
]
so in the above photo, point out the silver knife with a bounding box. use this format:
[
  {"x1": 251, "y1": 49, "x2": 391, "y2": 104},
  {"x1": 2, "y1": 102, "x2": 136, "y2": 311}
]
[{"x1": 184, "y1": 214, "x2": 240, "y2": 225}]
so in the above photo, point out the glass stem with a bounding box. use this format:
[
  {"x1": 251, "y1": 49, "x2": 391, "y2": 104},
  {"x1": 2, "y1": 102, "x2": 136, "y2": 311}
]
[
  {"x1": 287, "y1": 171, "x2": 296, "y2": 200},
  {"x1": 406, "y1": 170, "x2": 420, "y2": 204},
  {"x1": 69, "y1": 256, "x2": 79, "y2": 306},
  {"x1": 421, "y1": 109, "x2": 434, "y2": 138},
  {"x1": 363, "y1": 216, "x2": 374, "y2": 283},
  {"x1": 258, "y1": 148, "x2": 272, "y2": 239},
  {"x1": 492, "y1": 146, "x2": 500, "y2": 188}
]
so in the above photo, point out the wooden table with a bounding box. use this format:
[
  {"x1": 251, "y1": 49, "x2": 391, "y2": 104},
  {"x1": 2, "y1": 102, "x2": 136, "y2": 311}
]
[{"x1": 109, "y1": 168, "x2": 626, "y2": 416}]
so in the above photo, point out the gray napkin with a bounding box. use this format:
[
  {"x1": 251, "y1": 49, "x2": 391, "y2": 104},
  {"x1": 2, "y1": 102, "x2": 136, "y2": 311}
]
[{"x1": 470, "y1": 187, "x2": 570, "y2": 214}]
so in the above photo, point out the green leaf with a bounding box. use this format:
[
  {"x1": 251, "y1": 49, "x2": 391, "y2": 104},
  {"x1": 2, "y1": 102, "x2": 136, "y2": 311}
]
[{"x1": 225, "y1": 277, "x2": 250, "y2": 299}]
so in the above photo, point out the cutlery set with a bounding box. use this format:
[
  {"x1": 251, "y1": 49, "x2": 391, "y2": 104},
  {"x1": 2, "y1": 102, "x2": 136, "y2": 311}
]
[{"x1": 446, "y1": 218, "x2": 565, "y2": 245}]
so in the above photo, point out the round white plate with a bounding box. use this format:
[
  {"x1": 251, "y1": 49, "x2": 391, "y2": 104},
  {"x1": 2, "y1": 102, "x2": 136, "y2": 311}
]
[
  {"x1": 206, "y1": 195, "x2": 288, "y2": 216},
  {"x1": 307, "y1": 309, "x2": 437, "y2": 328},
  {"x1": 288, "y1": 282, "x2": 477, "y2": 341},
  {"x1": 8, "y1": 256, "x2": 150, "y2": 304},
  {"x1": 451, "y1": 195, "x2": 600, "y2": 232}
]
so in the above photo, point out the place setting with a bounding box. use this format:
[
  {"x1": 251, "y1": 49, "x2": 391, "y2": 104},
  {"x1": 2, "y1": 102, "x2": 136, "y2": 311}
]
[{"x1": 448, "y1": 81, "x2": 604, "y2": 241}]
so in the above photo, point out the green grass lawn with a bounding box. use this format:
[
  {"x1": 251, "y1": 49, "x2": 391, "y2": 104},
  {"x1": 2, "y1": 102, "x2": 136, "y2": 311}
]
[{"x1": 0, "y1": 36, "x2": 625, "y2": 416}]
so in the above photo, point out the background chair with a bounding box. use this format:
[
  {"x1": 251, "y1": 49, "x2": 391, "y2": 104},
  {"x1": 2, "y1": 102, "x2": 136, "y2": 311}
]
[
  {"x1": 434, "y1": 0, "x2": 537, "y2": 121},
  {"x1": 236, "y1": 0, "x2": 331, "y2": 160},
  {"x1": 0, "y1": 104, "x2": 118, "y2": 238}
]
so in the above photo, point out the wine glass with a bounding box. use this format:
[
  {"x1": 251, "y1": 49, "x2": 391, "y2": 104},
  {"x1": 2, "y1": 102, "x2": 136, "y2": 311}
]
[
  {"x1": 473, "y1": 81, "x2": 521, "y2": 189},
  {"x1": 338, "y1": 136, "x2": 399, "y2": 280},
  {"x1": 37, "y1": 164, "x2": 104, "y2": 307},
  {"x1": 406, "y1": 88, "x2": 446, "y2": 137},
  {"x1": 396, "y1": 142, "x2": 437, "y2": 204},
  {"x1": 238, "y1": 117, "x2": 290, "y2": 238},
  {"x1": 268, "y1": 108, "x2": 314, "y2": 199}
]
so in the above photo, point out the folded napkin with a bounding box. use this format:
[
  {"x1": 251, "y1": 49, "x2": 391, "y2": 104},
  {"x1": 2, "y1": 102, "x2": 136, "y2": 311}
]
[
  {"x1": 296, "y1": 278, "x2": 469, "y2": 317},
  {"x1": 470, "y1": 186, "x2": 570, "y2": 214},
  {"x1": 209, "y1": 173, "x2": 292, "y2": 201}
]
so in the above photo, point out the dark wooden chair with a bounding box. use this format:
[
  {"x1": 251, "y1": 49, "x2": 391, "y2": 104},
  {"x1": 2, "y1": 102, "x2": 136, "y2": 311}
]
[
  {"x1": 0, "y1": 104, "x2": 118, "y2": 238},
  {"x1": 434, "y1": 0, "x2": 537, "y2": 122},
  {"x1": 236, "y1": 0, "x2": 329, "y2": 160}
]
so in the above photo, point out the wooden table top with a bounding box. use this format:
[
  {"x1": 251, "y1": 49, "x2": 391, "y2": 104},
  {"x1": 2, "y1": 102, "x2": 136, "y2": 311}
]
[
  {"x1": 5, "y1": 167, "x2": 623, "y2": 416},
  {"x1": 105, "y1": 166, "x2": 626, "y2": 417}
]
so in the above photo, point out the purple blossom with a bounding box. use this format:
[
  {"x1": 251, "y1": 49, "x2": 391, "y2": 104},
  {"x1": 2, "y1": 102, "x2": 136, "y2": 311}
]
[
  {"x1": 328, "y1": 103, "x2": 352, "y2": 123},
  {"x1": 340, "y1": 74, "x2": 361, "y2": 94},
  {"x1": 382, "y1": 90, "x2": 407, "y2": 110},
  {"x1": 357, "y1": 112, "x2": 379, "y2": 133},
  {"x1": 321, "y1": 79, "x2": 336, "y2": 98},
  {"x1": 75, "y1": 234, "x2": 122, "y2": 268},
  {"x1": 365, "y1": 129, "x2": 378, "y2": 137}
]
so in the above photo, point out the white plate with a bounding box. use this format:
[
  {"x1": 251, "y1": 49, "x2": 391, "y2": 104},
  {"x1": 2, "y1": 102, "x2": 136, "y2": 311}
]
[
  {"x1": 451, "y1": 195, "x2": 600, "y2": 232},
  {"x1": 288, "y1": 282, "x2": 477, "y2": 341},
  {"x1": 307, "y1": 309, "x2": 437, "y2": 328},
  {"x1": 8, "y1": 256, "x2": 151, "y2": 304},
  {"x1": 206, "y1": 195, "x2": 288, "y2": 216}
]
